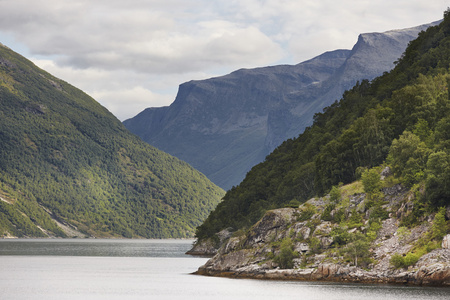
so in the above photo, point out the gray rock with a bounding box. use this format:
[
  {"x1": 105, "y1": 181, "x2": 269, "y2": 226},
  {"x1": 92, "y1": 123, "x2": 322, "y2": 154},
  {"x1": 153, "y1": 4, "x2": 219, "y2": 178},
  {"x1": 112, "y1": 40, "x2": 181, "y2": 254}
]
[
  {"x1": 244, "y1": 208, "x2": 296, "y2": 247},
  {"x1": 443, "y1": 234, "x2": 450, "y2": 249},
  {"x1": 314, "y1": 221, "x2": 334, "y2": 235},
  {"x1": 380, "y1": 166, "x2": 392, "y2": 179},
  {"x1": 299, "y1": 226, "x2": 311, "y2": 240},
  {"x1": 216, "y1": 228, "x2": 233, "y2": 243},
  {"x1": 186, "y1": 238, "x2": 218, "y2": 256},
  {"x1": 295, "y1": 242, "x2": 310, "y2": 253},
  {"x1": 193, "y1": 180, "x2": 450, "y2": 286}
]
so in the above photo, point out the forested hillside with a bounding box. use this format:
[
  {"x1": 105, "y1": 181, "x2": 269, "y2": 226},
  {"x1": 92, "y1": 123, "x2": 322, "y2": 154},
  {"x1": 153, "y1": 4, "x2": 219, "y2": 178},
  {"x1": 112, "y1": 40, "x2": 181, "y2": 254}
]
[
  {"x1": 0, "y1": 43, "x2": 224, "y2": 238},
  {"x1": 196, "y1": 9, "x2": 450, "y2": 241}
]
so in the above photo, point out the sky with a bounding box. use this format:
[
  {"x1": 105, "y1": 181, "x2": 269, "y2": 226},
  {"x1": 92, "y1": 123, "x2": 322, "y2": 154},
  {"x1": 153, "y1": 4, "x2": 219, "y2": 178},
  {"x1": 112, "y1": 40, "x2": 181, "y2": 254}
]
[{"x1": 0, "y1": 1, "x2": 448, "y2": 121}]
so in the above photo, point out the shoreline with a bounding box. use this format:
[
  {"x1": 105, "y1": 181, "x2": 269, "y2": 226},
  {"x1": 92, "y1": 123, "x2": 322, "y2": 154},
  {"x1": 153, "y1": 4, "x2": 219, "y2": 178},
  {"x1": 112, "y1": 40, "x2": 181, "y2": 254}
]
[{"x1": 194, "y1": 262, "x2": 450, "y2": 287}]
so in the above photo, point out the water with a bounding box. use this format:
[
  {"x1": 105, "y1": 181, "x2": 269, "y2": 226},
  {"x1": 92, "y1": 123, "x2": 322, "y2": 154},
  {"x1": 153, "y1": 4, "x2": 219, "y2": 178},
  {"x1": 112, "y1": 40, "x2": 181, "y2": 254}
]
[{"x1": 0, "y1": 239, "x2": 449, "y2": 300}]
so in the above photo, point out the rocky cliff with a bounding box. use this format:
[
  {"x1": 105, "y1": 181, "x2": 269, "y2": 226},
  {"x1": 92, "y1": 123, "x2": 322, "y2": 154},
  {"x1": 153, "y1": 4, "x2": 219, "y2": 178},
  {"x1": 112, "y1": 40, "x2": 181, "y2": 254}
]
[
  {"x1": 192, "y1": 169, "x2": 450, "y2": 286},
  {"x1": 124, "y1": 22, "x2": 439, "y2": 190}
]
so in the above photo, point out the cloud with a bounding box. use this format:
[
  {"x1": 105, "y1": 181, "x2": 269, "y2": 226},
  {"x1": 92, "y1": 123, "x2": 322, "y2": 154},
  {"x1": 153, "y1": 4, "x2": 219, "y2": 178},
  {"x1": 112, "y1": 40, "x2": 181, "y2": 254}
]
[
  {"x1": 0, "y1": 0, "x2": 448, "y2": 120},
  {"x1": 90, "y1": 86, "x2": 174, "y2": 121},
  {"x1": 0, "y1": 0, "x2": 283, "y2": 75},
  {"x1": 31, "y1": 58, "x2": 214, "y2": 120}
]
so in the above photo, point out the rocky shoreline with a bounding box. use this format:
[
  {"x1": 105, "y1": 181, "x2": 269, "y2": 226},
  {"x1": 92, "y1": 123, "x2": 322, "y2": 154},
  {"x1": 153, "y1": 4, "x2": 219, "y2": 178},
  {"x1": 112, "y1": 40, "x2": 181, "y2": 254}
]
[
  {"x1": 190, "y1": 180, "x2": 450, "y2": 286},
  {"x1": 195, "y1": 251, "x2": 450, "y2": 286}
]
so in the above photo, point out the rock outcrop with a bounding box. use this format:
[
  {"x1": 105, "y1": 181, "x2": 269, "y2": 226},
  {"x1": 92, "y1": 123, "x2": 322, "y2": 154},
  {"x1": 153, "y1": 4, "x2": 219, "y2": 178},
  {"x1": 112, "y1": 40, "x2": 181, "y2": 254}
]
[
  {"x1": 124, "y1": 22, "x2": 439, "y2": 190},
  {"x1": 443, "y1": 235, "x2": 450, "y2": 249},
  {"x1": 193, "y1": 180, "x2": 450, "y2": 286}
]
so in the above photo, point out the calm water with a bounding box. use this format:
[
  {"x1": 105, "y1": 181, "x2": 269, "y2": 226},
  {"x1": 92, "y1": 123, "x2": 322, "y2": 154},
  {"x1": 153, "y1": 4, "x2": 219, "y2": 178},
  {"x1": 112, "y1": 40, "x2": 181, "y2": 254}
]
[{"x1": 0, "y1": 239, "x2": 449, "y2": 300}]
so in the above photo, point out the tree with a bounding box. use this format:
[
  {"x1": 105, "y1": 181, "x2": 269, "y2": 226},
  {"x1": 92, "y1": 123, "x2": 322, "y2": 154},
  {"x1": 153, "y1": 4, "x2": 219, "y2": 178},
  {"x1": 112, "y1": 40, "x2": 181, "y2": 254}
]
[
  {"x1": 387, "y1": 131, "x2": 432, "y2": 186},
  {"x1": 274, "y1": 237, "x2": 299, "y2": 269},
  {"x1": 361, "y1": 168, "x2": 381, "y2": 196},
  {"x1": 329, "y1": 185, "x2": 341, "y2": 203},
  {"x1": 413, "y1": 119, "x2": 433, "y2": 147},
  {"x1": 432, "y1": 207, "x2": 448, "y2": 240},
  {"x1": 340, "y1": 232, "x2": 371, "y2": 267},
  {"x1": 425, "y1": 151, "x2": 450, "y2": 207}
]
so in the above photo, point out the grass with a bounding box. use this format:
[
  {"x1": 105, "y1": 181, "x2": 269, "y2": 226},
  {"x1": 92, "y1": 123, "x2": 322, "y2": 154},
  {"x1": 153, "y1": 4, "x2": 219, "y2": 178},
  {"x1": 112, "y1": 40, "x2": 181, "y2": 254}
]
[{"x1": 340, "y1": 181, "x2": 364, "y2": 199}]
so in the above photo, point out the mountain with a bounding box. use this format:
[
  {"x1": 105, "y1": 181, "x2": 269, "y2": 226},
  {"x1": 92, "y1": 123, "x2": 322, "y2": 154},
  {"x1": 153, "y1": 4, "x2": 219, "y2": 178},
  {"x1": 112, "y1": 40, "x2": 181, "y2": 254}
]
[
  {"x1": 0, "y1": 43, "x2": 224, "y2": 239},
  {"x1": 192, "y1": 11, "x2": 450, "y2": 247},
  {"x1": 124, "y1": 22, "x2": 439, "y2": 190}
]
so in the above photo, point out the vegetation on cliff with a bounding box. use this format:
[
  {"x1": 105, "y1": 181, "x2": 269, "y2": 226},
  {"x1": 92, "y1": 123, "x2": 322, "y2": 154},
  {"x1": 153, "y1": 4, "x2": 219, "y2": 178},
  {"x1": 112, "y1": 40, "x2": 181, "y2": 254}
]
[
  {"x1": 196, "y1": 171, "x2": 450, "y2": 285},
  {"x1": 0, "y1": 43, "x2": 224, "y2": 238},
  {"x1": 195, "y1": 9, "x2": 450, "y2": 241}
]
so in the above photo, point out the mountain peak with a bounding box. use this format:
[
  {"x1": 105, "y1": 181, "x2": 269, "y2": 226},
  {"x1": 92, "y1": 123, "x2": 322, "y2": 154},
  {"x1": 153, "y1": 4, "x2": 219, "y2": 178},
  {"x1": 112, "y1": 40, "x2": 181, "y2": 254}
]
[{"x1": 124, "y1": 21, "x2": 439, "y2": 190}]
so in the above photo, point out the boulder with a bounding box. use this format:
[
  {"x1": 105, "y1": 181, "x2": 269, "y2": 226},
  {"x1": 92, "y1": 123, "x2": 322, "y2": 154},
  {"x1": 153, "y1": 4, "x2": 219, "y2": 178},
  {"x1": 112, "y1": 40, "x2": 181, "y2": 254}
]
[
  {"x1": 244, "y1": 208, "x2": 296, "y2": 247},
  {"x1": 295, "y1": 242, "x2": 310, "y2": 253},
  {"x1": 314, "y1": 221, "x2": 334, "y2": 235},
  {"x1": 186, "y1": 238, "x2": 218, "y2": 256},
  {"x1": 380, "y1": 166, "x2": 392, "y2": 179},
  {"x1": 443, "y1": 235, "x2": 450, "y2": 249}
]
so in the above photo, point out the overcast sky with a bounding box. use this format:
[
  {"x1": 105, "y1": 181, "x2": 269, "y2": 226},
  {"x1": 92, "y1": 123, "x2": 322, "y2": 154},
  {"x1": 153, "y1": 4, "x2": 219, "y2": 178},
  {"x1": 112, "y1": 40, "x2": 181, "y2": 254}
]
[{"x1": 0, "y1": 0, "x2": 448, "y2": 120}]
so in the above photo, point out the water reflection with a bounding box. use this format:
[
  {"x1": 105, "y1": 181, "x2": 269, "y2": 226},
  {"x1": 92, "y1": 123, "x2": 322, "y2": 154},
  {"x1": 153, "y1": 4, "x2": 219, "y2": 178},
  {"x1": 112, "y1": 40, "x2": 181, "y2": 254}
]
[
  {"x1": 0, "y1": 239, "x2": 449, "y2": 300},
  {"x1": 0, "y1": 238, "x2": 194, "y2": 257}
]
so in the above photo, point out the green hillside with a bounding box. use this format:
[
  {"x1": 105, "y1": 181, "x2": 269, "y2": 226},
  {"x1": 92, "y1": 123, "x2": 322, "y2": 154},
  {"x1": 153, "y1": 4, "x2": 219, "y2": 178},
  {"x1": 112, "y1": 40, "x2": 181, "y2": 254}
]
[
  {"x1": 0, "y1": 43, "x2": 224, "y2": 238},
  {"x1": 196, "y1": 10, "x2": 450, "y2": 241}
]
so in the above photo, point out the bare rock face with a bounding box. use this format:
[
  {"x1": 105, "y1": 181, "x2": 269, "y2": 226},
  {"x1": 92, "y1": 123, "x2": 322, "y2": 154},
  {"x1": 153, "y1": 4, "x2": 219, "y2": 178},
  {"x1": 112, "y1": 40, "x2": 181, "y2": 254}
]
[
  {"x1": 186, "y1": 238, "x2": 218, "y2": 256},
  {"x1": 193, "y1": 183, "x2": 450, "y2": 286},
  {"x1": 244, "y1": 208, "x2": 297, "y2": 248},
  {"x1": 124, "y1": 22, "x2": 439, "y2": 190},
  {"x1": 443, "y1": 234, "x2": 450, "y2": 249}
]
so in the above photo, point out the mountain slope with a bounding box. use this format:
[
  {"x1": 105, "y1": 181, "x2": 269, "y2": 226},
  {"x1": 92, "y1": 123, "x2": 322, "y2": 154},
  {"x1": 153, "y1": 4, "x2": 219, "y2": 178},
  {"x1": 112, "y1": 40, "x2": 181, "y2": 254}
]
[
  {"x1": 124, "y1": 22, "x2": 437, "y2": 190},
  {"x1": 195, "y1": 181, "x2": 450, "y2": 286},
  {"x1": 0, "y1": 43, "x2": 224, "y2": 239},
  {"x1": 193, "y1": 12, "x2": 450, "y2": 245}
]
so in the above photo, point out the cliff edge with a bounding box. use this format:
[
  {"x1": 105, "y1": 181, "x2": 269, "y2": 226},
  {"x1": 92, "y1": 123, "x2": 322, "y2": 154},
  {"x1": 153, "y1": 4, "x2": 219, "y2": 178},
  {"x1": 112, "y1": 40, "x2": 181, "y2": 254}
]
[{"x1": 193, "y1": 170, "x2": 450, "y2": 286}]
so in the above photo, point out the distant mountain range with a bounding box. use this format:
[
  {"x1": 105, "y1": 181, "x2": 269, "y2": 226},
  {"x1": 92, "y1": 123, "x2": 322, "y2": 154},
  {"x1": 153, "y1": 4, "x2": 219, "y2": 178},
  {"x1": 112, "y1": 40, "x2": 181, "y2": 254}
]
[
  {"x1": 124, "y1": 21, "x2": 440, "y2": 190},
  {"x1": 0, "y1": 43, "x2": 224, "y2": 239}
]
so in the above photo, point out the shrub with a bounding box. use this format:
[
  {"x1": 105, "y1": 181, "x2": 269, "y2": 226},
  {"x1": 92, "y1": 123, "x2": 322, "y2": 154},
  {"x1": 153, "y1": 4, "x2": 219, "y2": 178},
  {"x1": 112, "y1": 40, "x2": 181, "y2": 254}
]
[
  {"x1": 390, "y1": 253, "x2": 405, "y2": 269},
  {"x1": 361, "y1": 168, "x2": 381, "y2": 195},
  {"x1": 333, "y1": 208, "x2": 346, "y2": 223},
  {"x1": 368, "y1": 203, "x2": 389, "y2": 222},
  {"x1": 431, "y1": 207, "x2": 448, "y2": 240},
  {"x1": 308, "y1": 236, "x2": 321, "y2": 254},
  {"x1": 366, "y1": 221, "x2": 382, "y2": 241},
  {"x1": 387, "y1": 131, "x2": 431, "y2": 186},
  {"x1": 347, "y1": 209, "x2": 364, "y2": 229},
  {"x1": 297, "y1": 203, "x2": 317, "y2": 221},
  {"x1": 340, "y1": 231, "x2": 371, "y2": 267},
  {"x1": 273, "y1": 237, "x2": 299, "y2": 269},
  {"x1": 331, "y1": 226, "x2": 351, "y2": 246},
  {"x1": 390, "y1": 252, "x2": 420, "y2": 269},
  {"x1": 321, "y1": 203, "x2": 336, "y2": 221},
  {"x1": 329, "y1": 186, "x2": 341, "y2": 203},
  {"x1": 397, "y1": 226, "x2": 411, "y2": 245}
]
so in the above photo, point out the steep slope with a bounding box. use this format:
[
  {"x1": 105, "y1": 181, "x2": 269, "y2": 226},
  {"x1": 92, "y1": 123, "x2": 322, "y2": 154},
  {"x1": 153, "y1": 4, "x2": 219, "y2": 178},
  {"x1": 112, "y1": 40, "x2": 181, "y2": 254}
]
[
  {"x1": 192, "y1": 11, "x2": 450, "y2": 247},
  {"x1": 195, "y1": 178, "x2": 450, "y2": 286},
  {"x1": 125, "y1": 50, "x2": 349, "y2": 190},
  {"x1": 0, "y1": 43, "x2": 224, "y2": 239},
  {"x1": 124, "y1": 22, "x2": 437, "y2": 190}
]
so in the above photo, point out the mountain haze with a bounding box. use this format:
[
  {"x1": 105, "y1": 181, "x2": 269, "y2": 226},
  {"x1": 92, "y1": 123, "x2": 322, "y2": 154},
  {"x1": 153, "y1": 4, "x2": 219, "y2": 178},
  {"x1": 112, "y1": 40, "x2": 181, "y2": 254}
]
[
  {"x1": 0, "y1": 43, "x2": 224, "y2": 238},
  {"x1": 124, "y1": 22, "x2": 438, "y2": 190}
]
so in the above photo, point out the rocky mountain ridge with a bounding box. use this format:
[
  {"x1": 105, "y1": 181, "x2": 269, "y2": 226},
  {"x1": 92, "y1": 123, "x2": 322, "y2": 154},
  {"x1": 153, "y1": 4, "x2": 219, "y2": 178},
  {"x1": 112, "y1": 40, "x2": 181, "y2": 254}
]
[
  {"x1": 124, "y1": 21, "x2": 439, "y2": 190},
  {"x1": 191, "y1": 169, "x2": 450, "y2": 286}
]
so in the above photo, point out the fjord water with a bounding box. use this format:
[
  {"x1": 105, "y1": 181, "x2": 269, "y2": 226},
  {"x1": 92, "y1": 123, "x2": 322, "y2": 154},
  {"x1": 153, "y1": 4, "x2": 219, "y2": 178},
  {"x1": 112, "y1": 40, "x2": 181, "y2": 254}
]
[{"x1": 1, "y1": 239, "x2": 449, "y2": 300}]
